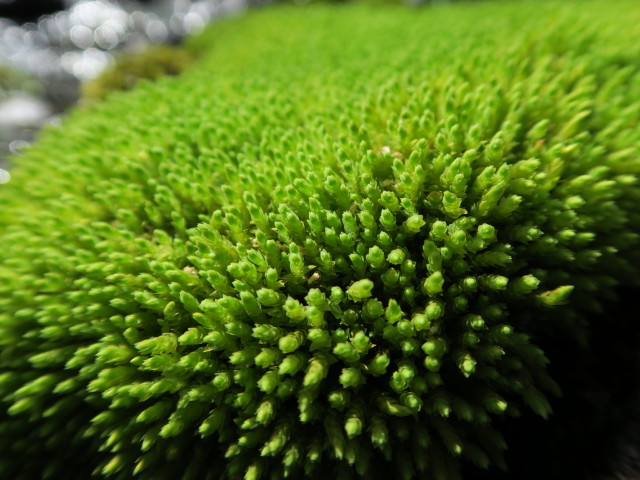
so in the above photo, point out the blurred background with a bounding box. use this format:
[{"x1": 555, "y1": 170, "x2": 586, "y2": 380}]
[{"x1": 0, "y1": 0, "x2": 258, "y2": 170}]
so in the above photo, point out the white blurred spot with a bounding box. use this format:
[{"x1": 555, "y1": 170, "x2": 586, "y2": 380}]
[
  {"x1": 71, "y1": 48, "x2": 111, "y2": 80},
  {"x1": 183, "y1": 12, "x2": 206, "y2": 33},
  {"x1": 0, "y1": 95, "x2": 52, "y2": 128},
  {"x1": 70, "y1": 24, "x2": 94, "y2": 48},
  {"x1": 69, "y1": 1, "x2": 103, "y2": 29},
  {"x1": 94, "y1": 25, "x2": 119, "y2": 49},
  {"x1": 144, "y1": 20, "x2": 168, "y2": 43},
  {"x1": 9, "y1": 139, "x2": 30, "y2": 154},
  {"x1": 0, "y1": 169, "x2": 10, "y2": 184}
]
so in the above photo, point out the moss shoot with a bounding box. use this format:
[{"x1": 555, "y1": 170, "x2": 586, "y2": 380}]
[{"x1": 1, "y1": 2, "x2": 640, "y2": 479}]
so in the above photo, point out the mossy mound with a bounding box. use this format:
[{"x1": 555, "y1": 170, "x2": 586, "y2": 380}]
[
  {"x1": 81, "y1": 45, "x2": 194, "y2": 102},
  {"x1": 1, "y1": 2, "x2": 640, "y2": 479}
]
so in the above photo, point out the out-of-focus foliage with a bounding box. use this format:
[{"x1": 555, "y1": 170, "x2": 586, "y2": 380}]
[
  {"x1": 0, "y1": 65, "x2": 41, "y2": 97},
  {"x1": 1, "y1": 2, "x2": 640, "y2": 480},
  {"x1": 81, "y1": 45, "x2": 194, "y2": 102}
]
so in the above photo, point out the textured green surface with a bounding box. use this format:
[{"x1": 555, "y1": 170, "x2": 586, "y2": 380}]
[{"x1": 1, "y1": 2, "x2": 640, "y2": 479}]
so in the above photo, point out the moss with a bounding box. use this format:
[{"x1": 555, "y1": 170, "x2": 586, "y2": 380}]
[
  {"x1": 1, "y1": 2, "x2": 640, "y2": 479},
  {"x1": 0, "y1": 64, "x2": 41, "y2": 97},
  {"x1": 80, "y1": 45, "x2": 194, "y2": 102}
]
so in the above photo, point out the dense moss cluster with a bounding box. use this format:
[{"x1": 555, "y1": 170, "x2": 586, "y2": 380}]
[{"x1": 1, "y1": 2, "x2": 640, "y2": 479}]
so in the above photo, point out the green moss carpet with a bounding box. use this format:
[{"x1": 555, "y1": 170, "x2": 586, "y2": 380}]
[{"x1": 1, "y1": 1, "x2": 639, "y2": 479}]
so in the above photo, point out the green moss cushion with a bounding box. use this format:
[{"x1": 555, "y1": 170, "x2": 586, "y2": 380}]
[{"x1": 1, "y1": 2, "x2": 639, "y2": 479}]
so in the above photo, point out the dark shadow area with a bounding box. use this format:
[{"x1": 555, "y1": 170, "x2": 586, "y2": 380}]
[
  {"x1": 0, "y1": 0, "x2": 65, "y2": 24},
  {"x1": 465, "y1": 286, "x2": 640, "y2": 480}
]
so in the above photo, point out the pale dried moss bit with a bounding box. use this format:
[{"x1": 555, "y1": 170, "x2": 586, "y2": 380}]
[{"x1": 1, "y1": 2, "x2": 640, "y2": 480}]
